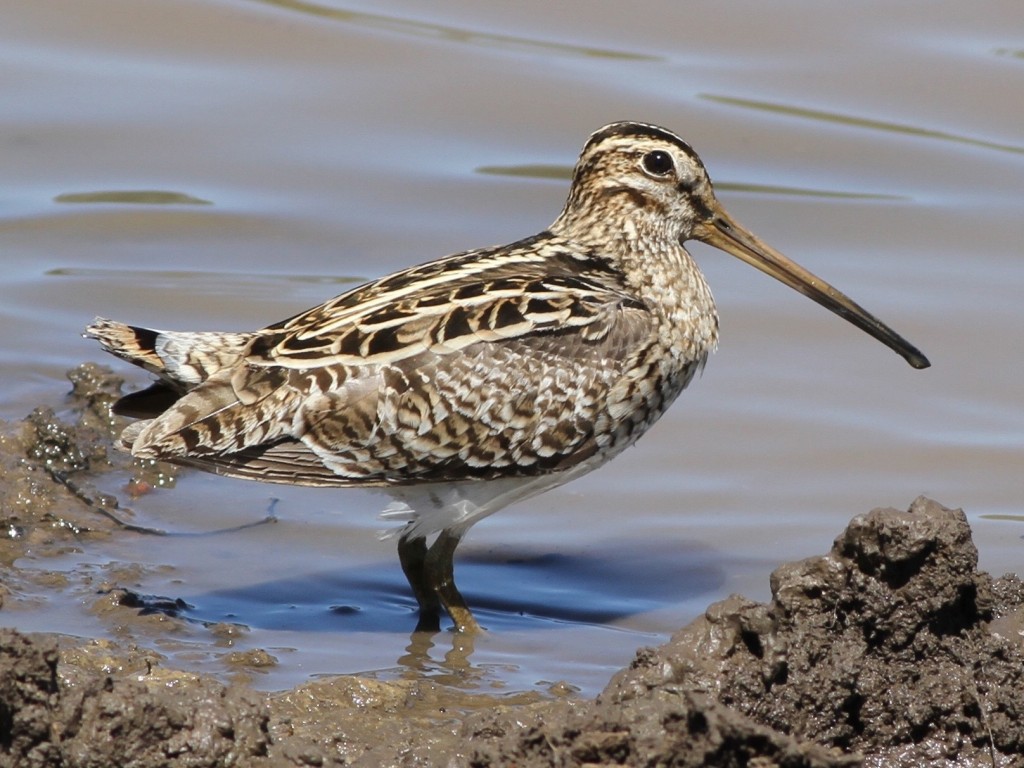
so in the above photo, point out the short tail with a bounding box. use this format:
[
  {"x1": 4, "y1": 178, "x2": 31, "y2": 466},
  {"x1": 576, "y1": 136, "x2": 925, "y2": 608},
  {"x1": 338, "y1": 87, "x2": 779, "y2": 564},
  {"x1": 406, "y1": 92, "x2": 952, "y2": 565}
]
[{"x1": 85, "y1": 317, "x2": 254, "y2": 387}]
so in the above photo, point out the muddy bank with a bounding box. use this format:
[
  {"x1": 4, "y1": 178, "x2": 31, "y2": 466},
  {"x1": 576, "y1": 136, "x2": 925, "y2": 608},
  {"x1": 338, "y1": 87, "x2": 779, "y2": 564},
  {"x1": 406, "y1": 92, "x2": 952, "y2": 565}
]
[
  {"x1": 469, "y1": 498, "x2": 1024, "y2": 768},
  {"x1": 2, "y1": 367, "x2": 1023, "y2": 766}
]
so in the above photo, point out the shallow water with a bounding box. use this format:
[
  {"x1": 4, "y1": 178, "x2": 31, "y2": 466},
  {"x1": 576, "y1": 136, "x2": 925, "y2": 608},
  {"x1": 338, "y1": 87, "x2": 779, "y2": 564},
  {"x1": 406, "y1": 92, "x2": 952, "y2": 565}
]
[{"x1": 2, "y1": 0, "x2": 1022, "y2": 696}]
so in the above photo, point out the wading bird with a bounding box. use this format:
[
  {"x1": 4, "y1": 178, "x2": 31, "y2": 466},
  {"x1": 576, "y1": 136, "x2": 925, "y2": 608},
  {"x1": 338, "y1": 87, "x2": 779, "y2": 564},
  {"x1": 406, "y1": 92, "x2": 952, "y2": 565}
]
[{"x1": 88, "y1": 122, "x2": 929, "y2": 632}]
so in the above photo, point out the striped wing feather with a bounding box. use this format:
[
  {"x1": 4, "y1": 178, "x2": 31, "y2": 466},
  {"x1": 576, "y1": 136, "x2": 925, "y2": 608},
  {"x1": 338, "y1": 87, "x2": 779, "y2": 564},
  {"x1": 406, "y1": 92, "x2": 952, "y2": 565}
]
[{"x1": 124, "y1": 245, "x2": 657, "y2": 486}]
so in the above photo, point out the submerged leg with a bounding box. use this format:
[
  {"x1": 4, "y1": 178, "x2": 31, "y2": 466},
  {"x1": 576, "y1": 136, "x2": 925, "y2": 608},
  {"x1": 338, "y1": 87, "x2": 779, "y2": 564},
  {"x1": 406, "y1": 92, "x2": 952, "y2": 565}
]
[
  {"x1": 397, "y1": 535, "x2": 442, "y2": 632},
  {"x1": 396, "y1": 529, "x2": 481, "y2": 633},
  {"x1": 424, "y1": 529, "x2": 481, "y2": 634}
]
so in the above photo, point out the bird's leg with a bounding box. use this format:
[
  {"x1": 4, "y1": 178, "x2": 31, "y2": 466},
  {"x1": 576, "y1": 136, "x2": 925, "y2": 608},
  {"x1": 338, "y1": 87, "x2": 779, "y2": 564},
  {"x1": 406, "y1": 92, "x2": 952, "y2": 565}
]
[
  {"x1": 424, "y1": 529, "x2": 482, "y2": 634},
  {"x1": 397, "y1": 535, "x2": 442, "y2": 632}
]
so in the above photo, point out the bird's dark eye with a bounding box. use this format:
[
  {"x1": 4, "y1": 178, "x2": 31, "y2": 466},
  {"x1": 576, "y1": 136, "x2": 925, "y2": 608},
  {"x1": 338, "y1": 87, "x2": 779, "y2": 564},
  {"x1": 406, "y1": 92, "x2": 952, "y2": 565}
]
[{"x1": 642, "y1": 150, "x2": 674, "y2": 176}]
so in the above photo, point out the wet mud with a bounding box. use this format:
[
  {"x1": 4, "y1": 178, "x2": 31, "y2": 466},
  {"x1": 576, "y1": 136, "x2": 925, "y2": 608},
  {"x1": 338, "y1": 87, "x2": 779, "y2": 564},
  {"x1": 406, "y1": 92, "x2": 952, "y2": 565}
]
[{"x1": 2, "y1": 366, "x2": 1022, "y2": 766}]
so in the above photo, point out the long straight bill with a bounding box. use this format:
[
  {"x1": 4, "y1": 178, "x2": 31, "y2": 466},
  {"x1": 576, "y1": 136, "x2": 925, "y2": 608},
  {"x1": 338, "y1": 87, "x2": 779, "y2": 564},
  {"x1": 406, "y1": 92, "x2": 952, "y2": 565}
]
[{"x1": 694, "y1": 207, "x2": 930, "y2": 370}]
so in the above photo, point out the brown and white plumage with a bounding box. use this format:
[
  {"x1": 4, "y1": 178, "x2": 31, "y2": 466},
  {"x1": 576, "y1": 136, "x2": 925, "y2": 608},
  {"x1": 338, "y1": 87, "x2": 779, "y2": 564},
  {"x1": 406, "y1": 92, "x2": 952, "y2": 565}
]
[{"x1": 87, "y1": 122, "x2": 929, "y2": 631}]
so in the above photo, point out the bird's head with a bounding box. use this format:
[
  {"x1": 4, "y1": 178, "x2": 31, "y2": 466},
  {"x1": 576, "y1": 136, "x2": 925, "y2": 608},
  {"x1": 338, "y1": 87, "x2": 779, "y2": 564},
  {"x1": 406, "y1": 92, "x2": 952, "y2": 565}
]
[
  {"x1": 554, "y1": 121, "x2": 930, "y2": 370},
  {"x1": 557, "y1": 122, "x2": 716, "y2": 246}
]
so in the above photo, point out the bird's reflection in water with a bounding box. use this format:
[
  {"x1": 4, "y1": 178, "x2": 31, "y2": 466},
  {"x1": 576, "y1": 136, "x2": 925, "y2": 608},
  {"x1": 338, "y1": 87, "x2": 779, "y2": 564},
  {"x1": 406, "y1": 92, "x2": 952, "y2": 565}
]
[{"x1": 397, "y1": 627, "x2": 479, "y2": 688}]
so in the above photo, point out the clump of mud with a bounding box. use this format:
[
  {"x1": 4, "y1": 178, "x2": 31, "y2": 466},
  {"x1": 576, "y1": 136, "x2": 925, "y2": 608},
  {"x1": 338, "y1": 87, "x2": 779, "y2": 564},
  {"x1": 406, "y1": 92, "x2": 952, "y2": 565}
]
[
  {"x1": 0, "y1": 364, "x2": 168, "y2": 563},
  {"x1": 1, "y1": 366, "x2": 1023, "y2": 766},
  {"x1": 0, "y1": 630, "x2": 270, "y2": 768},
  {"x1": 470, "y1": 498, "x2": 1024, "y2": 767}
]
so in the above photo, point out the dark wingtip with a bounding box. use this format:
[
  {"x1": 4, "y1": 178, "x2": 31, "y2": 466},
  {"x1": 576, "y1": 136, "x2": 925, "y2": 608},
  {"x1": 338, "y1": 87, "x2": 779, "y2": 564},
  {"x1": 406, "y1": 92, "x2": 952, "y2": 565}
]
[{"x1": 111, "y1": 382, "x2": 183, "y2": 419}]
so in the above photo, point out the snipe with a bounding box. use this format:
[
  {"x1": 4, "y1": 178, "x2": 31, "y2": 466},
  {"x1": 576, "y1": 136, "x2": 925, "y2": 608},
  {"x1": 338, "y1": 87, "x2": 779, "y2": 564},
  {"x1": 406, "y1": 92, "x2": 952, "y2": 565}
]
[{"x1": 87, "y1": 122, "x2": 929, "y2": 632}]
